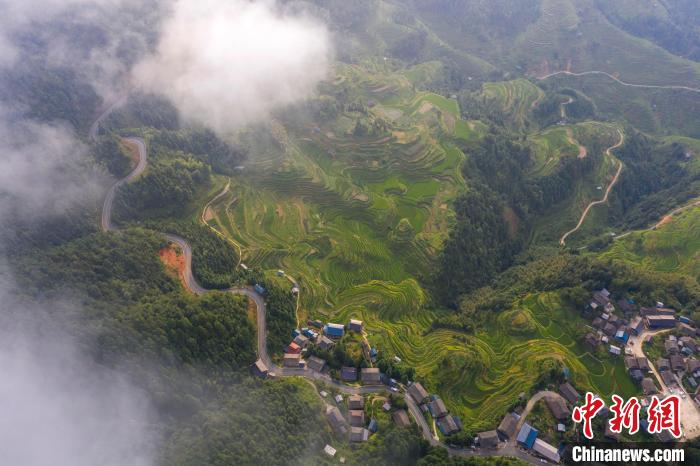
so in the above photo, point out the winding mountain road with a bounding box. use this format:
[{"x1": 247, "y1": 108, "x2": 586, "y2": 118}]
[
  {"x1": 539, "y1": 70, "x2": 700, "y2": 93},
  {"x1": 560, "y1": 129, "x2": 625, "y2": 246}
]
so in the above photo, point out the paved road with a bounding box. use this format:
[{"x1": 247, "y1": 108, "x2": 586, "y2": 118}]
[
  {"x1": 539, "y1": 70, "x2": 700, "y2": 93},
  {"x1": 560, "y1": 129, "x2": 625, "y2": 246},
  {"x1": 94, "y1": 103, "x2": 544, "y2": 464}
]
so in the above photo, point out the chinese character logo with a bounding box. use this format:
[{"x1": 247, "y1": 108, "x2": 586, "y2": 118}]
[
  {"x1": 647, "y1": 395, "x2": 682, "y2": 438},
  {"x1": 609, "y1": 395, "x2": 640, "y2": 435},
  {"x1": 572, "y1": 392, "x2": 605, "y2": 439}
]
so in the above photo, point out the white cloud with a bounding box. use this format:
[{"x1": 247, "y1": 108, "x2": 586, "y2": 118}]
[{"x1": 132, "y1": 0, "x2": 332, "y2": 134}]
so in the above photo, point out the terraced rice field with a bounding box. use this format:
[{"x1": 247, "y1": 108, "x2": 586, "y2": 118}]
[
  {"x1": 200, "y1": 66, "x2": 637, "y2": 430},
  {"x1": 481, "y1": 79, "x2": 544, "y2": 129},
  {"x1": 600, "y1": 206, "x2": 700, "y2": 281}
]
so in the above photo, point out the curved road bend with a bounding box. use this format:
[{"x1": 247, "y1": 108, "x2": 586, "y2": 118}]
[
  {"x1": 560, "y1": 129, "x2": 625, "y2": 246},
  {"x1": 95, "y1": 106, "x2": 545, "y2": 464}
]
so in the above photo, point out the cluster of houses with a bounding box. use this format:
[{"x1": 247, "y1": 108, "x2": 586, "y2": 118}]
[
  {"x1": 407, "y1": 382, "x2": 461, "y2": 436},
  {"x1": 653, "y1": 329, "x2": 700, "y2": 397},
  {"x1": 326, "y1": 394, "x2": 374, "y2": 442},
  {"x1": 475, "y1": 382, "x2": 582, "y2": 463},
  {"x1": 325, "y1": 392, "x2": 410, "y2": 444}
]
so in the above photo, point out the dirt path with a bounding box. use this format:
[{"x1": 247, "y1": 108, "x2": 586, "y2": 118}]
[
  {"x1": 560, "y1": 129, "x2": 624, "y2": 246},
  {"x1": 566, "y1": 128, "x2": 587, "y2": 158},
  {"x1": 613, "y1": 198, "x2": 700, "y2": 241},
  {"x1": 560, "y1": 96, "x2": 573, "y2": 119},
  {"x1": 539, "y1": 70, "x2": 700, "y2": 93}
]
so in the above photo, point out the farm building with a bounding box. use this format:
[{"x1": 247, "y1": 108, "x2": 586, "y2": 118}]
[
  {"x1": 559, "y1": 382, "x2": 580, "y2": 405},
  {"x1": 546, "y1": 397, "x2": 570, "y2": 420},
  {"x1": 340, "y1": 366, "x2": 358, "y2": 382},
  {"x1": 283, "y1": 353, "x2": 302, "y2": 367},
  {"x1": 407, "y1": 382, "x2": 429, "y2": 404},
  {"x1": 438, "y1": 415, "x2": 460, "y2": 436},
  {"x1": 429, "y1": 398, "x2": 448, "y2": 418},
  {"x1": 307, "y1": 356, "x2": 326, "y2": 372},
  {"x1": 646, "y1": 315, "x2": 677, "y2": 329},
  {"x1": 317, "y1": 335, "x2": 335, "y2": 350},
  {"x1": 324, "y1": 323, "x2": 345, "y2": 338},
  {"x1": 349, "y1": 410, "x2": 364, "y2": 427},
  {"x1": 497, "y1": 413, "x2": 519, "y2": 440},
  {"x1": 533, "y1": 438, "x2": 561, "y2": 463},
  {"x1": 477, "y1": 430, "x2": 499, "y2": 449},
  {"x1": 392, "y1": 410, "x2": 411, "y2": 427},
  {"x1": 251, "y1": 359, "x2": 268, "y2": 378},
  {"x1": 642, "y1": 378, "x2": 658, "y2": 395},
  {"x1": 516, "y1": 423, "x2": 538, "y2": 449},
  {"x1": 326, "y1": 406, "x2": 348, "y2": 437},
  {"x1": 348, "y1": 319, "x2": 363, "y2": 332},
  {"x1": 348, "y1": 394, "x2": 364, "y2": 411},
  {"x1": 350, "y1": 427, "x2": 369, "y2": 442},
  {"x1": 361, "y1": 367, "x2": 381, "y2": 384},
  {"x1": 334, "y1": 394, "x2": 343, "y2": 403},
  {"x1": 609, "y1": 345, "x2": 622, "y2": 355}
]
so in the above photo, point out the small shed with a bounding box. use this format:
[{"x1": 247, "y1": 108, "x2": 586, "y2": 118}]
[{"x1": 350, "y1": 427, "x2": 369, "y2": 442}]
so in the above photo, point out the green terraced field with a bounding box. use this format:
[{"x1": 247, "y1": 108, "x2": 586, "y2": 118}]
[
  {"x1": 199, "y1": 65, "x2": 640, "y2": 431},
  {"x1": 599, "y1": 205, "x2": 700, "y2": 281},
  {"x1": 481, "y1": 79, "x2": 544, "y2": 129}
]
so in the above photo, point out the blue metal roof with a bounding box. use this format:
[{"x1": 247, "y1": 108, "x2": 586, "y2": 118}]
[
  {"x1": 324, "y1": 324, "x2": 344, "y2": 336},
  {"x1": 516, "y1": 423, "x2": 538, "y2": 449}
]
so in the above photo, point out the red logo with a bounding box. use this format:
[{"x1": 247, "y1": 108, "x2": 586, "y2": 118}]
[
  {"x1": 647, "y1": 395, "x2": 682, "y2": 438},
  {"x1": 609, "y1": 395, "x2": 641, "y2": 435}
]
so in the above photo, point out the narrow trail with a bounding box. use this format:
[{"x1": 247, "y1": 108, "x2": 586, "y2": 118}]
[
  {"x1": 92, "y1": 102, "x2": 544, "y2": 464},
  {"x1": 539, "y1": 70, "x2": 700, "y2": 93},
  {"x1": 565, "y1": 128, "x2": 587, "y2": 159},
  {"x1": 560, "y1": 129, "x2": 625, "y2": 246},
  {"x1": 560, "y1": 96, "x2": 573, "y2": 119}
]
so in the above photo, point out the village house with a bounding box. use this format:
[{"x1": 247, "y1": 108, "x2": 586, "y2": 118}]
[
  {"x1": 660, "y1": 370, "x2": 677, "y2": 387},
  {"x1": 407, "y1": 382, "x2": 429, "y2": 404},
  {"x1": 348, "y1": 319, "x2": 363, "y2": 332},
  {"x1": 665, "y1": 340, "x2": 678, "y2": 355},
  {"x1": 348, "y1": 394, "x2": 364, "y2": 411},
  {"x1": 349, "y1": 410, "x2": 364, "y2": 427},
  {"x1": 477, "y1": 430, "x2": 500, "y2": 449},
  {"x1": 657, "y1": 358, "x2": 671, "y2": 372},
  {"x1": 559, "y1": 382, "x2": 580, "y2": 405},
  {"x1": 361, "y1": 367, "x2": 381, "y2": 384},
  {"x1": 307, "y1": 356, "x2": 326, "y2": 372},
  {"x1": 592, "y1": 317, "x2": 604, "y2": 329},
  {"x1": 340, "y1": 366, "x2": 358, "y2": 382},
  {"x1": 252, "y1": 359, "x2": 269, "y2": 378},
  {"x1": 637, "y1": 357, "x2": 650, "y2": 372},
  {"x1": 603, "y1": 323, "x2": 617, "y2": 336},
  {"x1": 324, "y1": 323, "x2": 345, "y2": 338},
  {"x1": 533, "y1": 438, "x2": 561, "y2": 463},
  {"x1": 326, "y1": 406, "x2": 348, "y2": 437},
  {"x1": 670, "y1": 354, "x2": 685, "y2": 372},
  {"x1": 429, "y1": 398, "x2": 448, "y2": 418},
  {"x1": 546, "y1": 397, "x2": 570, "y2": 421},
  {"x1": 392, "y1": 410, "x2": 411, "y2": 427},
  {"x1": 350, "y1": 427, "x2": 369, "y2": 442},
  {"x1": 293, "y1": 334, "x2": 309, "y2": 348},
  {"x1": 584, "y1": 332, "x2": 599, "y2": 350},
  {"x1": 437, "y1": 415, "x2": 460, "y2": 436},
  {"x1": 317, "y1": 335, "x2": 335, "y2": 351},
  {"x1": 283, "y1": 353, "x2": 302, "y2": 367},
  {"x1": 624, "y1": 356, "x2": 639, "y2": 371},
  {"x1": 687, "y1": 359, "x2": 700, "y2": 377},
  {"x1": 642, "y1": 377, "x2": 658, "y2": 395},
  {"x1": 647, "y1": 315, "x2": 676, "y2": 329},
  {"x1": 497, "y1": 412, "x2": 519, "y2": 440}
]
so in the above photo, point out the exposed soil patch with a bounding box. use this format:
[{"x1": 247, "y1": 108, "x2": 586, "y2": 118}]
[
  {"x1": 502, "y1": 206, "x2": 520, "y2": 239},
  {"x1": 417, "y1": 101, "x2": 434, "y2": 114},
  {"x1": 159, "y1": 244, "x2": 187, "y2": 289},
  {"x1": 120, "y1": 138, "x2": 140, "y2": 169}
]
